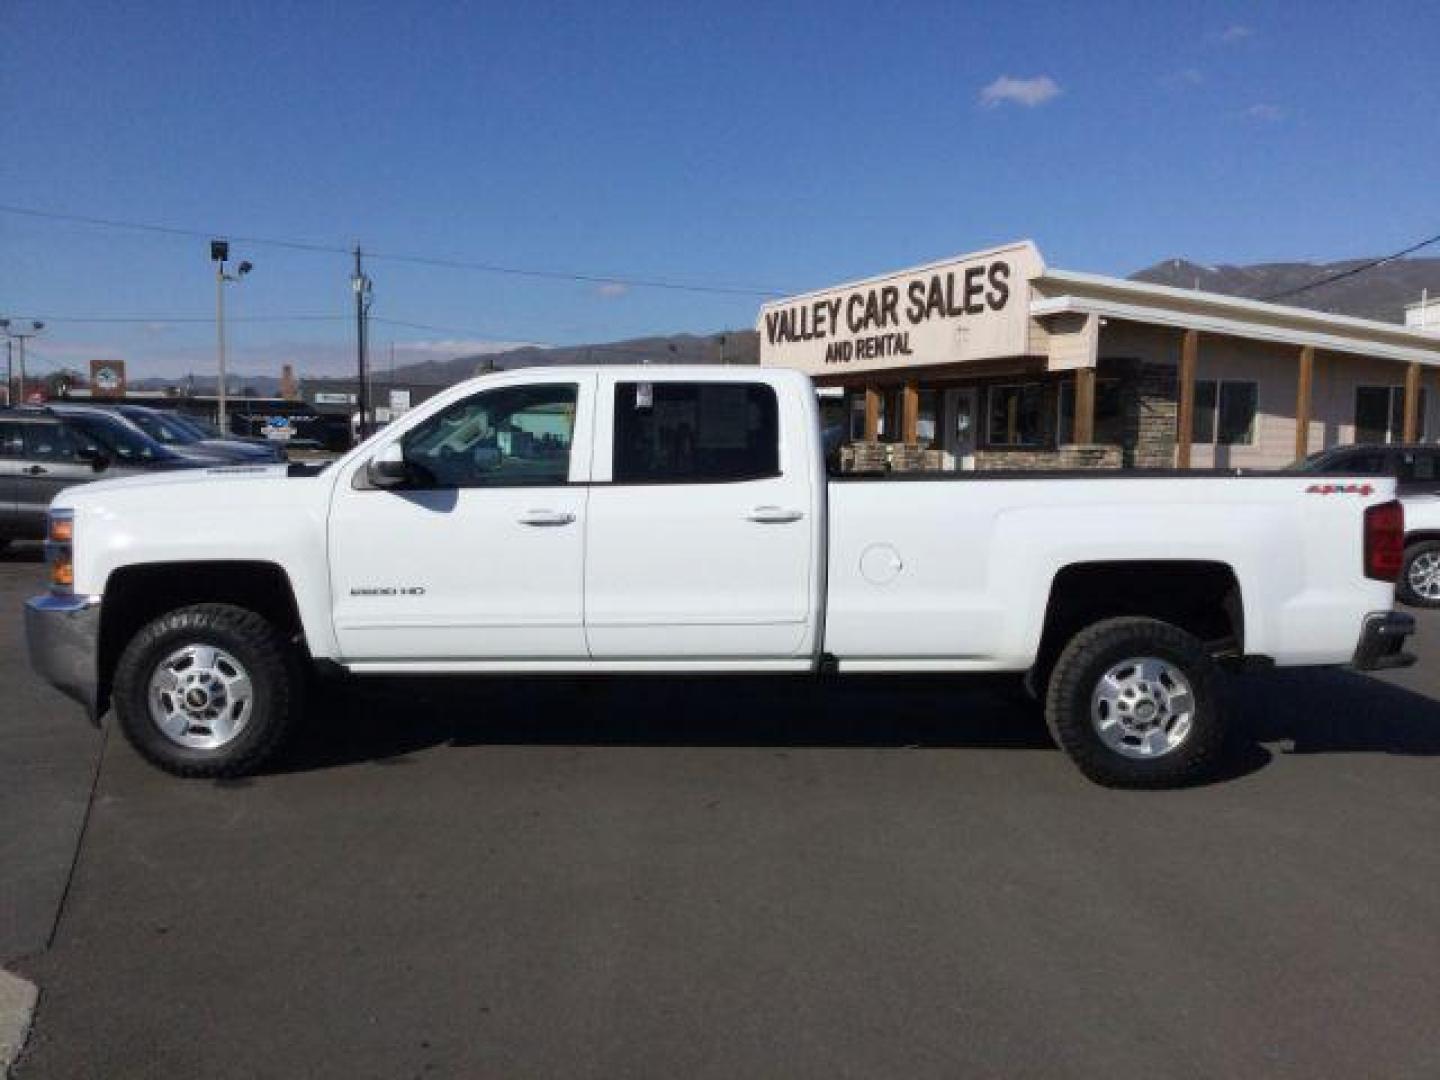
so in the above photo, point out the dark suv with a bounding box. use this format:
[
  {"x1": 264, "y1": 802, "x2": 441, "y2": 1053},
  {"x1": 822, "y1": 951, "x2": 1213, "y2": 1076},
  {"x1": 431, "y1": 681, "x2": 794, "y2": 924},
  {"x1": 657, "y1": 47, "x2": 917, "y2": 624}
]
[
  {"x1": 1292, "y1": 444, "x2": 1440, "y2": 497},
  {"x1": 0, "y1": 407, "x2": 203, "y2": 547}
]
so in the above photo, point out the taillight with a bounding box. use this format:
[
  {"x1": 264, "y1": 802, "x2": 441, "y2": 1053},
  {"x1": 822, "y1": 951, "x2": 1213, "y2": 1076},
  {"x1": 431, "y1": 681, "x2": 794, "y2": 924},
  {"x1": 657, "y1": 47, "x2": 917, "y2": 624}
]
[{"x1": 1364, "y1": 499, "x2": 1404, "y2": 582}]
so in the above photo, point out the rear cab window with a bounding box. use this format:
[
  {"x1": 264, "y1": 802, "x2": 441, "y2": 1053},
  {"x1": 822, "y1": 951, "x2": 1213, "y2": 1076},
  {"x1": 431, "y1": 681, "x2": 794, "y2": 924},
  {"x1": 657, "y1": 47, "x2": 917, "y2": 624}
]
[{"x1": 612, "y1": 381, "x2": 780, "y2": 483}]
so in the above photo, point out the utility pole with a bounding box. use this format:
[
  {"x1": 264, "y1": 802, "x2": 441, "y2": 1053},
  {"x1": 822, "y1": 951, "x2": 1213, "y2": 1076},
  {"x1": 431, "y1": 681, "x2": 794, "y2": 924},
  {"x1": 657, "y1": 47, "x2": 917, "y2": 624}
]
[
  {"x1": 4, "y1": 339, "x2": 11, "y2": 406},
  {"x1": 351, "y1": 245, "x2": 373, "y2": 440},
  {"x1": 0, "y1": 320, "x2": 44, "y2": 404}
]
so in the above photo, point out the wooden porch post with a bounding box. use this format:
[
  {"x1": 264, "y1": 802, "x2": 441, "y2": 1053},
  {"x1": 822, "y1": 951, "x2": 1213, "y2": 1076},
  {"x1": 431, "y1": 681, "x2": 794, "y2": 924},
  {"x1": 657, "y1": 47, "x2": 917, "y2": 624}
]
[
  {"x1": 900, "y1": 381, "x2": 919, "y2": 444},
  {"x1": 1073, "y1": 367, "x2": 1096, "y2": 444},
  {"x1": 1294, "y1": 345, "x2": 1314, "y2": 460},
  {"x1": 1176, "y1": 329, "x2": 1198, "y2": 468},
  {"x1": 863, "y1": 385, "x2": 881, "y2": 441},
  {"x1": 1403, "y1": 361, "x2": 1422, "y2": 442}
]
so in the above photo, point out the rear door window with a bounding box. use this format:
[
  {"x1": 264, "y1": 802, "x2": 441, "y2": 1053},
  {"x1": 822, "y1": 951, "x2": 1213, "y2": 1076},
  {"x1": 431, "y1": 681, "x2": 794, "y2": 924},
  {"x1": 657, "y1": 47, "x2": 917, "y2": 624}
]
[
  {"x1": 612, "y1": 382, "x2": 779, "y2": 483},
  {"x1": 22, "y1": 422, "x2": 82, "y2": 462}
]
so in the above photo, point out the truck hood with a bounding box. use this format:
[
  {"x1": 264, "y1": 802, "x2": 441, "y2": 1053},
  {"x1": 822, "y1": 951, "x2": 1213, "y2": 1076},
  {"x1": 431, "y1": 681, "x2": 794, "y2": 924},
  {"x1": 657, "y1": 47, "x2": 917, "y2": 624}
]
[{"x1": 56, "y1": 463, "x2": 301, "y2": 507}]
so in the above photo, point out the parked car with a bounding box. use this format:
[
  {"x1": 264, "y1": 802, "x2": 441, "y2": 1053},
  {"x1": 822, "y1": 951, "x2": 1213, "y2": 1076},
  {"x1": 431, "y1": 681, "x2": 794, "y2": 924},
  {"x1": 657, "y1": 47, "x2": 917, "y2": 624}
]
[
  {"x1": 25, "y1": 367, "x2": 1414, "y2": 788},
  {"x1": 57, "y1": 404, "x2": 286, "y2": 463},
  {"x1": 173, "y1": 412, "x2": 291, "y2": 460},
  {"x1": 1382, "y1": 493, "x2": 1440, "y2": 608},
  {"x1": 0, "y1": 406, "x2": 206, "y2": 547},
  {"x1": 1292, "y1": 443, "x2": 1440, "y2": 497}
]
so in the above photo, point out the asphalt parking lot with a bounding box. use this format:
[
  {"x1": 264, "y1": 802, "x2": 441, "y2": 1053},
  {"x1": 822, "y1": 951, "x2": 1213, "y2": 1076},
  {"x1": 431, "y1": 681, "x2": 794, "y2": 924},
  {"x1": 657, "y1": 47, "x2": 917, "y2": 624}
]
[{"x1": 4, "y1": 552, "x2": 1439, "y2": 1078}]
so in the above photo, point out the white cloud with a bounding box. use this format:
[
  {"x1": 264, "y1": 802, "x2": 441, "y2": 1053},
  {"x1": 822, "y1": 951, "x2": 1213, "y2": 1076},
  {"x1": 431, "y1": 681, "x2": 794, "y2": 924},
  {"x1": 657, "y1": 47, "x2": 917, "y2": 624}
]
[
  {"x1": 1219, "y1": 24, "x2": 1253, "y2": 42},
  {"x1": 595, "y1": 282, "x2": 630, "y2": 298},
  {"x1": 979, "y1": 74, "x2": 1061, "y2": 109},
  {"x1": 1245, "y1": 103, "x2": 1286, "y2": 121}
]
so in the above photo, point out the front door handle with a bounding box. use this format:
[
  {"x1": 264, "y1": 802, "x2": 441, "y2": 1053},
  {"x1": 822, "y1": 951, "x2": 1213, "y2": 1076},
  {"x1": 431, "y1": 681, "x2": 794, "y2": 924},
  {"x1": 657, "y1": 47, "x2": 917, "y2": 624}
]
[
  {"x1": 23, "y1": 465, "x2": 47, "y2": 476},
  {"x1": 745, "y1": 506, "x2": 804, "y2": 524},
  {"x1": 518, "y1": 509, "x2": 576, "y2": 527}
]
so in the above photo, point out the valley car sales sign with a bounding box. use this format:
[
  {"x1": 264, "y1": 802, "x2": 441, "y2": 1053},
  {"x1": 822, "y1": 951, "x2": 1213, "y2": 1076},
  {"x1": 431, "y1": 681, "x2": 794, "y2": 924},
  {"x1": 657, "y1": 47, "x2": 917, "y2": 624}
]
[{"x1": 758, "y1": 241, "x2": 1043, "y2": 377}]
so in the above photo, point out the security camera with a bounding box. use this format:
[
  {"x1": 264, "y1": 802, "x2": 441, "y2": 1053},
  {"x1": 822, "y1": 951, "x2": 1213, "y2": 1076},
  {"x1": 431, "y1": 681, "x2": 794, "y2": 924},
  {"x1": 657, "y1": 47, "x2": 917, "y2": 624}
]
[{"x1": 238, "y1": 261, "x2": 253, "y2": 277}]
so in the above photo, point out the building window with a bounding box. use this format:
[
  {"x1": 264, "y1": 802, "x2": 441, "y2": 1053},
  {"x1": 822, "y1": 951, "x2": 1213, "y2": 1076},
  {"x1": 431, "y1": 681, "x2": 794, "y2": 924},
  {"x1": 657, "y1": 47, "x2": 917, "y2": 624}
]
[
  {"x1": 916, "y1": 389, "x2": 938, "y2": 445},
  {"x1": 1057, "y1": 378, "x2": 1123, "y2": 445},
  {"x1": 986, "y1": 383, "x2": 1050, "y2": 448},
  {"x1": 1191, "y1": 380, "x2": 1257, "y2": 446},
  {"x1": 1355, "y1": 385, "x2": 1428, "y2": 443}
]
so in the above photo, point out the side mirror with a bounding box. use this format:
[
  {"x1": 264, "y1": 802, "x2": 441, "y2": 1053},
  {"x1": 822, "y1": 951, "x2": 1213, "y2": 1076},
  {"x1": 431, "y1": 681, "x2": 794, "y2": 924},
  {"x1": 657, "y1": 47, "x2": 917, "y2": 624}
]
[
  {"x1": 76, "y1": 446, "x2": 109, "y2": 472},
  {"x1": 366, "y1": 442, "x2": 409, "y2": 488}
]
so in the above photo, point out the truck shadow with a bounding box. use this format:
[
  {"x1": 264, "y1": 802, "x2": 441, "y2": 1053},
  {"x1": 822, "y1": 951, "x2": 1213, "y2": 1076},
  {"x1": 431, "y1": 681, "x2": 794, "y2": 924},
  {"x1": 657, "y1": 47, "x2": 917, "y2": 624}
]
[{"x1": 272, "y1": 667, "x2": 1440, "y2": 781}]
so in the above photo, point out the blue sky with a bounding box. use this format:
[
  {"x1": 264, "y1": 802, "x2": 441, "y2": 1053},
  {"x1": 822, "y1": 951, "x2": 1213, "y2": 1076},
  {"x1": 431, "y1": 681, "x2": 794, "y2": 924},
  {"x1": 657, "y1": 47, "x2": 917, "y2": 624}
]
[{"x1": 2, "y1": 0, "x2": 1437, "y2": 378}]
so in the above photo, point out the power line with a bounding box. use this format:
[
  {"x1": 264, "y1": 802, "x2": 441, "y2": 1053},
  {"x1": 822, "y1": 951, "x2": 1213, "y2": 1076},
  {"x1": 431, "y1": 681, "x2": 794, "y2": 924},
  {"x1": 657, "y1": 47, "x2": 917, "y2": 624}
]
[
  {"x1": 1262, "y1": 230, "x2": 1440, "y2": 302},
  {"x1": 0, "y1": 202, "x2": 786, "y2": 297},
  {"x1": 9, "y1": 313, "x2": 346, "y2": 325},
  {"x1": 9, "y1": 311, "x2": 541, "y2": 342}
]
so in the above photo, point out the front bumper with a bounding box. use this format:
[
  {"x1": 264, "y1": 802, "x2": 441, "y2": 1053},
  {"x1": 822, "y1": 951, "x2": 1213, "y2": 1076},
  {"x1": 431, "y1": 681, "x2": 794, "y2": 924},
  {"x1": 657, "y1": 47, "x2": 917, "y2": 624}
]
[
  {"x1": 1350, "y1": 610, "x2": 1416, "y2": 671},
  {"x1": 24, "y1": 593, "x2": 102, "y2": 723}
]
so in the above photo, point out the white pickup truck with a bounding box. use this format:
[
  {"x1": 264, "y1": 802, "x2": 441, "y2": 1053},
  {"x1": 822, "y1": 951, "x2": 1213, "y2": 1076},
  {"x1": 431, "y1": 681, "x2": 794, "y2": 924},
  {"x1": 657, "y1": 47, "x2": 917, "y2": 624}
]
[{"x1": 25, "y1": 366, "x2": 1415, "y2": 787}]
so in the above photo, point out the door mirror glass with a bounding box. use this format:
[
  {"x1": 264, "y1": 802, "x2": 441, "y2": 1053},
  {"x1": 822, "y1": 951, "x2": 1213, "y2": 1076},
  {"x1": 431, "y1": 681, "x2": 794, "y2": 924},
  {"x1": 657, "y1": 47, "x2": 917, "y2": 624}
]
[{"x1": 366, "y1": 442, "x2": 410, "y2": 487}]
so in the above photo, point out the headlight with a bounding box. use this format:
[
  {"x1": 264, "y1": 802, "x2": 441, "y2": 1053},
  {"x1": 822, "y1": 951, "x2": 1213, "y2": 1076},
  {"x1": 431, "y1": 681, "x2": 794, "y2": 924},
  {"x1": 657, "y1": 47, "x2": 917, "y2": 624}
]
[{"x1": 45, "y1": 509, "x2": 75, "y2": 593}]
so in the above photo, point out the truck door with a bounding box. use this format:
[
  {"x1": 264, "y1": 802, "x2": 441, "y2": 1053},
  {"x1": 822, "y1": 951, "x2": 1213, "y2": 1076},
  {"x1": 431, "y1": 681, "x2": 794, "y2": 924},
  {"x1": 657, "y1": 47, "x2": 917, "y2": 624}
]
[
  {"x1": 584, "y1": 374, "x2": 819, "y2": 659},
  {"x1": 328, "y1": 376, "x2": 594, "y2": 660}
]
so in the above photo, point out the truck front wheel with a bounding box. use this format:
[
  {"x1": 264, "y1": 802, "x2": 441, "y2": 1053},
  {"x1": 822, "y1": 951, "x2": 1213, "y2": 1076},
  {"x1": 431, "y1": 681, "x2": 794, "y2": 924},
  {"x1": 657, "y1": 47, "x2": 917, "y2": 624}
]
[
  {"x1": 112, "y1": 603, "x2": 298, "y2": 778},
  {"x1": 1045, "y1": 617, "x2": 1226, "y2": 788}
]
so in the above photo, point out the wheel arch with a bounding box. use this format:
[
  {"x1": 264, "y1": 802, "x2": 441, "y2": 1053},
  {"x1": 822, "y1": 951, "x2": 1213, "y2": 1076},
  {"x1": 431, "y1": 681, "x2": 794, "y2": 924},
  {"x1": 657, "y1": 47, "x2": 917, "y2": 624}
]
[
  {"x1": 1033, "y1": 560, "x2": 1244, "y2": 687},
  {"x1": 98, "y1": 561, "x2": 307, "y2": 717}
]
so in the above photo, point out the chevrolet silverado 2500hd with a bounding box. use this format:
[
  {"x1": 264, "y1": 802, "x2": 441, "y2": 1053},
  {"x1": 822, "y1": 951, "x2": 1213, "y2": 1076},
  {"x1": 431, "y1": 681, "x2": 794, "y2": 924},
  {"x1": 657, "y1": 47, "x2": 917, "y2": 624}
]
[{"x1": 25, "y1": 366, "x2": 1416, "y2": 787}]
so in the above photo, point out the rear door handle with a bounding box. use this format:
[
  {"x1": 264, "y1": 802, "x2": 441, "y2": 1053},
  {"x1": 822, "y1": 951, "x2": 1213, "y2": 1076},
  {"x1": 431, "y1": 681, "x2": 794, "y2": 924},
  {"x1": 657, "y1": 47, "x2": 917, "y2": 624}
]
[
  {"x1": 745, "y1": 506, "x2": 804, "y2": 524},
  {"x1": 517, "y1": 509, "x2": 576, "y2": 527},
  {"x1": 23, "y1": 465, "x2": 47, "y2": 476}
]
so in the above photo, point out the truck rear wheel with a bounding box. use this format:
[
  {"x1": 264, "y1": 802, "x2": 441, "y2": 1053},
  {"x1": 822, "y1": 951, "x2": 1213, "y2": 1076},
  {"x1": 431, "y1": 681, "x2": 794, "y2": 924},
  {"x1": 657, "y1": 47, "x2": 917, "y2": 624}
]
[
  {"x1": 112, "y1": 603, "x2": 298, "y2": 778},
  {"x1": 1397, "y1": 541, "x2": 1440, "y2": 608},
  {"x1": 1045, "y1": 617, "x2": 1226, "y2": 788}
]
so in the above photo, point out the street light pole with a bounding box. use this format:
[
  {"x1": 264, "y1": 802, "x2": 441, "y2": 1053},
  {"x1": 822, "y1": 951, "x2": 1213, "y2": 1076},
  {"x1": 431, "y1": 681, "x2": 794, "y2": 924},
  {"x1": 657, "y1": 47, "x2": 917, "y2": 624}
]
[
  {"x1": 215, "y1": 258, "x2": 229, "y2": 433},
  {"x1": 210, "y1": 240, "x2": 252, "y2": 435}
]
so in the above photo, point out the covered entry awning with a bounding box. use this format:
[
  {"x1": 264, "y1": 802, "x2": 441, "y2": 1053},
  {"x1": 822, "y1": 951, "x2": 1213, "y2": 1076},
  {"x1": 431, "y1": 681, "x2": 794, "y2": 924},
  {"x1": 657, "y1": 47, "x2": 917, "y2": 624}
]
[{"x1": 1030, "y1": 270, "x2": 1440, "y2": 464}]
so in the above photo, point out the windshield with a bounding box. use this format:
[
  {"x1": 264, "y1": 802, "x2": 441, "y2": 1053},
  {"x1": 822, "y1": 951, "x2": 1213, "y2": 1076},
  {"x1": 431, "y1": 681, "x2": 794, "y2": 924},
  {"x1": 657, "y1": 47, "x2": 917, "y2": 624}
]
[
  {"x1": 1289, "y1": 450, "x2": 1335, "y2": 471},
  {"x1": 181, "y1": 415, "x2": 222, "y2": 437},
  {"x1": 68, "y1": 414, "x2": 175, "y2": 462},
  {"x1": 167, "y1": 413, "x2": 212, "y2": 438},
  {"x1": 125, "y1": 409, "x2": 200, "y2": 446}
]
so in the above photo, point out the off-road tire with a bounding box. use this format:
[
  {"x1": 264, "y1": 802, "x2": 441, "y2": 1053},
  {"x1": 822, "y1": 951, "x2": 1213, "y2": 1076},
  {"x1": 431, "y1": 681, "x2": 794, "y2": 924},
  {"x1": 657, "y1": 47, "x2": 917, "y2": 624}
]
[
  {"x1": 113, "y1": 603, "x2": 298, "y2": 778},
  {"x1": 1045, "y1": 616, "x2": 1226, "y2": 789},
  {"x1": 1397, "y1": 541, "x2": 1440, "y2": 609}
]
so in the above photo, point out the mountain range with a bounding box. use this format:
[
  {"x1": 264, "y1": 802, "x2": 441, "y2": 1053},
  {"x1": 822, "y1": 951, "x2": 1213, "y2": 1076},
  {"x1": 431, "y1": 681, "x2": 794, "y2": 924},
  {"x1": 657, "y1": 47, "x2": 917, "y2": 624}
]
[
  {"x1": 1130, "y1": 255, "x2": 1440, "y2": 323},
  {"x1": 126, "y1": 255, "x2": 1440, "y2": 393}
]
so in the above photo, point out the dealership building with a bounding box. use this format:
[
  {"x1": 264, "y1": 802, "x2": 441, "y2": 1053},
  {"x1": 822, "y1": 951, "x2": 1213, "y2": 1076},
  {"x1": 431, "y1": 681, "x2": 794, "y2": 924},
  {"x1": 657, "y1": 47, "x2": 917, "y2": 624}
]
[{"x1": 758, "y1": 241, "x2": 1440, "y2": 471}]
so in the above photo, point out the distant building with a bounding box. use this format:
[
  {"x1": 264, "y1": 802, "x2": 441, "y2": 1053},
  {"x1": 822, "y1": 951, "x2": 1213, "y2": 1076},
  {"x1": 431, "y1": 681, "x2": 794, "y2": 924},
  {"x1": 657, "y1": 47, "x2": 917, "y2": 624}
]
[
  {"x1": 300, "y1": 376, "x2": 447, "y2": 425},
  {"x1": 1407, "y1": 296, "x2": 1440, "y2": 333},
  {"x1": 760, "y1": 241, "x2": 1440, "y2": 471}
]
